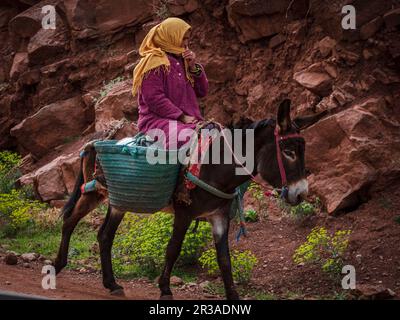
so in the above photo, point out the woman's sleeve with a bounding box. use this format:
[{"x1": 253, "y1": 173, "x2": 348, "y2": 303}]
[
  {"x1": 140, "y1": 68, "x2": 184, "y2": 120},
  {"x1": 192, "y1": 64, "x2": 209, "y2": 98}
]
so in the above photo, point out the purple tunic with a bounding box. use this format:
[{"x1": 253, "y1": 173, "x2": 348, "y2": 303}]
[{"x1": 137, "y1": 54, "x2": 209, "y2": 149}]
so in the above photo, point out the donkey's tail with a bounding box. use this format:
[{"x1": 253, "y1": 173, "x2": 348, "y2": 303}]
[{"x1": 61, "y1": 156, "x2": 84, "y2": 220}]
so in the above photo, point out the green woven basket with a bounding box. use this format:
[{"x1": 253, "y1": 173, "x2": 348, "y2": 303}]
[{"x1": 94, "y1": 140, "x2": 181, "y2": 213}]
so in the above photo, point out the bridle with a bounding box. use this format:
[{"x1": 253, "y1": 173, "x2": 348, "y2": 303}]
[
  {"x1": 273, "y1": 126, "x2": 303, "y2": 198},
  {"x1": 216, "y1": 122, "x2": 304, "y2": 198}
]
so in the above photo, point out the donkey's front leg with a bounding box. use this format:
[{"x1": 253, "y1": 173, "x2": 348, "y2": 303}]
[
  {"x1": 158, "y1": 212, "x2": 192, "y2": 300},
  {"x1": 210, "y1": 212, "x2": 239, "y2": 300}
]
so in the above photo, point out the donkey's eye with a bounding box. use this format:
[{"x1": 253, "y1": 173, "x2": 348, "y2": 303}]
[{"x1": 282, "y1": 149, "x2": 296, "y2": 161}]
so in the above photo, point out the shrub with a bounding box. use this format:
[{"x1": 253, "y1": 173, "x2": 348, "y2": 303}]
[
  {"x1": 293, "y1": 227, "x2": 351, "y2": 278},
  {"x1": 199, "y1": 249, "x2": 258, "y2": 284},
  {"x1": 277, "y1": 197, "x2": 321, "y2": 221},
  {"x1": 113, "y1": 212, "x2": 212, "y2": 278},
  {"x1": 0, "y1": 151, "x2": 22, "y2": 194},
  {"x1": 248, "y1": 182, "x2": 268, "y2": 219},
  {"x1": 244, "y1": 209, "x2": 258, "y2": 222},
  {"x1": 289, "y1": 200, "x2": 317, "y2": 219},
  {"x1": 0, "y1": 189, "x2": 46, "y2": 236}
]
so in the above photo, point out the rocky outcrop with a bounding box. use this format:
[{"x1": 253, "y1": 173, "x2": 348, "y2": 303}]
[
  {"x1": 95, "y1": 79, "x2": 138, "y2": 132},
  {"x1": 0, "y1": 0, "x2": 399, "y2": 213},
  {"x1": 10, "y1": 96, "x2": 93, "y2": 158},
  {"x1": 58, "y1": 0, "x2": 154, "y2": 40},
  {"x1": 304, "y1": 96, "x2": 400, "y2": 213},
  {"x1": 226, "y1": 0, "x2": 309, "y2": 43}
]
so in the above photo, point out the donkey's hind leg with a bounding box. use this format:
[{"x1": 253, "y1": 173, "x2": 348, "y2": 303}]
[
  {"x1": 158, "y1": 211, "x2": 192, "y2": 300},
  {"x1": 54, "y1": 192, "x2": 104, "y2": 274},
  {"x1": 97, "y1": 205, "x2": 125, "y2": 296}
]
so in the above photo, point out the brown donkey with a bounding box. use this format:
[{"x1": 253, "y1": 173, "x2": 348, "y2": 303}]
[{"x1": 54, "y1": 99, "x2": 326, "y2": 299}]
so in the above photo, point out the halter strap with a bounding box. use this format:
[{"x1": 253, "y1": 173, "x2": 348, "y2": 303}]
[{"x1": 274, "y1": 127, "x2": 303, "y2": 187}]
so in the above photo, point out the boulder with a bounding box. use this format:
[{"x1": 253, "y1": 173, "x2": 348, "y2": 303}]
[
  {"x1": 226, "y1": 0, "x2": 308, "y2": 43},
  {"x1": 0, "y1": 6, "x2": 18, "y2": 29},
  {"x1": 293, "y1": 70, "x2": 332, "y2": 97},
  {"x1": 352, "y1": 284, "x2": 396, "y2": 300},
  {"x1": 383, "y1": 7, "x2": 400, "y2": 29},
  {"x1": 9, "y1": 52, "x2": 29, "y2": 81},
  {"x1": 95, "y1": 79, "x2": 138, "y2": 132},
  {"x1": 204, "y1": 55, "x2": 236, "y2": 83},
  {"x1": 360, "y1": 17, "x2": 383, "y2": 40},
  {"x1": 18, "y1": 153, "x2": 81, "y2": 201},
  {"x1": 8, "y1": 2, "x2": 50, "y2": 38},
  {"x1": 59, "y1": 0, "x2": 154, "y2": 40},
  {"x1": 27, "y1": 27, "x2": 67, "y2": 65},
  {"x1": 167, "y1": 0, "x2": 199, "y2": 16},
  {"x1": 317, "y1": 36, "x2": 337, "y2": 58},
  {"x1": 60, "y1": 154, "x2": 81, "y2": 194},
  {"x1": 4, "y1": 252, "x2": 18, "y2": 265},
  {"x1": 35, "y1": 158, "x2": 68, "y2": 201},
  {"x1": 304, "y1": 96, "x2": 400, "y2": 213},
  {"x1": 247, "y1": 84, "x2": 265, "y2": 109},
  {"x1": 10, "y1": 96, "x2": 93, "y2": 159},
  {"x1": 21, "y1": 253, "x2": 39, "y2": 262},
  {"x1": 269, "y1": 34, "x2": 286, "y2": 49}
]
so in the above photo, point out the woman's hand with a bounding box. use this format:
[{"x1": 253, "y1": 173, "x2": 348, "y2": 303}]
[
  {"x1": 182, "y1": 48, "x2": 196, "y2": 69},
  {"x1": 179, "y1": 114, "x2": 198, "y2": 124}
]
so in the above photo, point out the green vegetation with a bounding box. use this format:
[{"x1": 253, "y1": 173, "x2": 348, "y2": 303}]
[
  {"x1": 96, "y1": 76, "x2": 125, "y2": 102},
  {"x1": 244, "y1": 209, "x2": 258, "y2": 222},
  {"x1": 0, "y1": 190, "x2": 46, "y2": 237},
  {"x1": 0, "y1": 151, "x2": 22, "y2": 194},
  {"x1": 248, "y1": 182, "x2": 268, "y2": 219},
  {"x1": 1, "y1": 208, "x2": 99, "y2": 269},
  {"x1": 0, "y1": 151, "x2": 47, "y2": 236},
  {"x1": 112, "y1": 212, "x2": 212, "y2": 279},
  {"x1": 289, "y1": 199, "x2": 320, "y2": 219},
  {"x1": 277, "y1": 196, "x2": 321, "y2": 221},
  {"x1": 0, "y1": 152, "x2": 262, "y2": 288},
  {"x1": 293, "y1": 227, "x2": 352, "y2": 278},
  {"x1": 153, "y1": 0, "x2": 171, "y2": 20},
  {"x1": 199, "y1": 249, "x2": 258, "y2": 284}
]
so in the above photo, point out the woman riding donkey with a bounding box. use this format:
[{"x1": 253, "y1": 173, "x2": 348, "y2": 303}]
[
  {"x1": 54, "y1": 16, "x2": 327, "y2": 300},
  {"x1": 133, "y1": 17, "x2": 209, "y2": 149}
]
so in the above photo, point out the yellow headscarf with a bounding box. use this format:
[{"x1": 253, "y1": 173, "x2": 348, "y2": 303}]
[{"x1": 132, "y1": 17, "x2": 194, "y2": 97}]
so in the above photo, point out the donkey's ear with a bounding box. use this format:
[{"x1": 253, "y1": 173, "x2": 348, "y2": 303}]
[
  {"x1": 292, "y1": 110, "x2": 328, "y2": 131},
  {"x1": 277, "y1": 99, "x2": 292, "y2": 133}
]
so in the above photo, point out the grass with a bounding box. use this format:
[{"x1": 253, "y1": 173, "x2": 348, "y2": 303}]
[{"x1": 0, "y1": 219, "x2": 98, "y2": 270}]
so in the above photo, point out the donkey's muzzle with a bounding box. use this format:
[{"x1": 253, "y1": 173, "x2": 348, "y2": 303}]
[{"x1": 287, "y1": 179, "x2": 309, "y2": 206}]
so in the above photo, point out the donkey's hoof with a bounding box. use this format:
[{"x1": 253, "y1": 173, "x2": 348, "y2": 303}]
[
  {"x1": 110, "y1": 288, "x2": 125, "y2": 297},
  {"x1": 160, "y1": 294, "x2": 174, "y2": 300}
]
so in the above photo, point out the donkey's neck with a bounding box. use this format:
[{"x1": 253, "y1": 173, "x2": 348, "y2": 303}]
[{"x1": 199, "y1": 126, "x2": 272, "y2": 194}]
